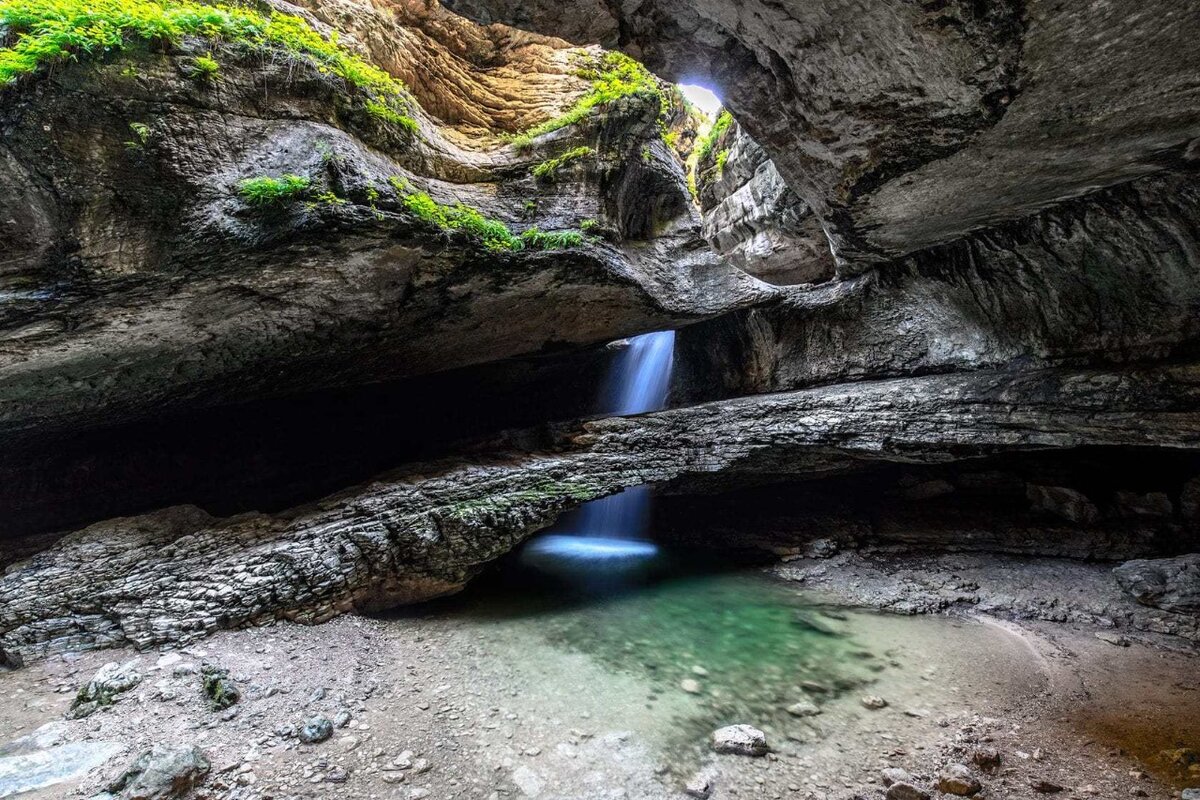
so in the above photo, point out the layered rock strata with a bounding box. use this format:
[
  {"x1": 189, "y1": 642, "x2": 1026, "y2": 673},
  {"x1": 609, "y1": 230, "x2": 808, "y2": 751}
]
[{"x1": 3, "y1": 360, "x2": 1198, "y2": 665}]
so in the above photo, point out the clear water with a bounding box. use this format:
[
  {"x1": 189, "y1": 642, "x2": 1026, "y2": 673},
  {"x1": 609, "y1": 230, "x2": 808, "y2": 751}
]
[{"x1": 437, "y1": 565, "x2": 885, "y2": 756}]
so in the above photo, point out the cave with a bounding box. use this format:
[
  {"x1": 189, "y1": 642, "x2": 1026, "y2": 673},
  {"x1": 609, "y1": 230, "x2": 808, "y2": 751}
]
[{"x1": 0, "y1": 0, "x2": 1198, "y2": 798}]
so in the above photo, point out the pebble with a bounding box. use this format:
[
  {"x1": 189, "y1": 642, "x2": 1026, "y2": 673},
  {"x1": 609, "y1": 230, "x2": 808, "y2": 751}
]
[
  {"x1": 711, "y1": 724, "x2": 769, "y2": 757},
  {"x1": 935, "y1": 764, "x2": 982, "y2": 796},
  {"x1": 684, "y1": 770, "x2": 714, "y2": 799},
  {"x1": 861, "y1": 695, "x2": 888, "y2": 710},
  {"x1": 1030, "y1": 779, "x2": 1064, "y2": 793},
  {"x1": 786, "y1": 699, "x2": 821, "y2": 717},
  {"x1": 971, "y1": 747, "x2": 1002, "y2": 772},
  {"x1": 680, "y1": 678, "x2": 702, "y2": 694},
  {"x1": 1182, "y1": 791, "x2": 1200, "y2": 800}
]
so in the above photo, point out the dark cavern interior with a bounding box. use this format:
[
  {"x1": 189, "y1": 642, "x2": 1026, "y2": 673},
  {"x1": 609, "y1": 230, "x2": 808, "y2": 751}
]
[{"x1": 0, "y1": 0, "x2": 1198, "y2": 798}]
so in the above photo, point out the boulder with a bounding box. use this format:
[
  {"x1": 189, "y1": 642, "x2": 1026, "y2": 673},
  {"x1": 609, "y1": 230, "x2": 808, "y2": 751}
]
[
  {"x1": 106, "y1": 746, "x2": 210, "y2": 799},
  {"x1": 886, "y1": 782, "x2": 931, "y2": 800},
  {"x1": 1113, "y1": 555, "x2": 1200, "y2": 613}
]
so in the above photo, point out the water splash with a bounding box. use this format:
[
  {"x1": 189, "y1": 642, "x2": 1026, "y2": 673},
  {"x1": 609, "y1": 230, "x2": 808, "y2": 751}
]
[{"x1": 522, "y1": 330, "x2": 675, "y2": 572}]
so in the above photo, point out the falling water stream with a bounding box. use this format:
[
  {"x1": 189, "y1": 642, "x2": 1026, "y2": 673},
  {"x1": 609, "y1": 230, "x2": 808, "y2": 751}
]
[{"x1": 520, "y1": 330, "x2": 675, "y2": 573}]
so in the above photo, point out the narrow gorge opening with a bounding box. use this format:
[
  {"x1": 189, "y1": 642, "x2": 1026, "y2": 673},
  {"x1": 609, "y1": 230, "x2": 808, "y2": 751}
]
[{"x1": 0, "y1": 1, "x2": 1198, "y2": 799}]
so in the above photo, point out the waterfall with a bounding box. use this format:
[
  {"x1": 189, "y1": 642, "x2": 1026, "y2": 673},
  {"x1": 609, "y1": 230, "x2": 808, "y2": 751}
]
[
  {"x1": 521, "y1": 330, "x2": 675, "y2": 573},
  {"x1": 575, "y1": 330, "x2": 675, "y2": 539}
]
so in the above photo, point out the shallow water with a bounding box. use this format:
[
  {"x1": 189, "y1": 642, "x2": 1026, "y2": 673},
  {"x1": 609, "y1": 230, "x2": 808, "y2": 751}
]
[{"x1": 424, "y1": 552, "x2": 889, "y2": 757}]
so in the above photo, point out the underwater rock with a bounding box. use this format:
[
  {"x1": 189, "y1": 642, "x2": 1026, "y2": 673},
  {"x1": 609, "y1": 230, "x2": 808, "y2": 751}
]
[{"x1": 710, "y1": 724, "x2": 768, "y2": 756}]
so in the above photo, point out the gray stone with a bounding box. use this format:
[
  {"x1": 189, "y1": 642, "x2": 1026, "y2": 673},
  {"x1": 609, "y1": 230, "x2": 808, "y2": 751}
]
[
  {"x1": 710, "y1": 724, "x2": 768, "y2": 756},
  {"x1": 881, "y1": 768, "x2": 913, "y2": 787},
  {"x1": 1179, "y1": 789, "x2": 1199, "y2": 800},
  {"x1": 68, "y1": 661, "x2": 142, "y2": 719},
  {"x1": 106, "y1": 745, "x2": 210, "y2": 799},
  {"x1": 785, "y1": 699, "x2": 821, "y2": 717},
  {"x1": 299, "y1": 717, "x2": 334, "y2": 745},
  {"x1": 860, "y1": 695, "x2": 888, "y2": 710},
  {"x1": 1114, "y1": 555, "x2": 1200, "y2": 613}
]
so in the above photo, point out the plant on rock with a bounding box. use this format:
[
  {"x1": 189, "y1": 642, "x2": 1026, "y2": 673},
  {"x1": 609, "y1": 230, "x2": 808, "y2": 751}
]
[
  {"x1": 532, "y1": 145, "x2": 594, "y2": 181},
  {"x1": 398, "y1": 187, "x2": 585, "y2": 254},
  {"x1": 510, "y1": 51, "x2": 664, "y2": 150},
  {"x1": 0, "y1": 0, "x2": 418, "y2": 131},
  {"x1": 237, "y1": 174, "x2": 311, "y2": 207}
]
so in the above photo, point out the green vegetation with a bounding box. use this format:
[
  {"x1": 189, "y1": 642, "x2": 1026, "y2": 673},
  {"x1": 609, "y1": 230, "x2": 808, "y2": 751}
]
[
  {"x1": 365, "y1": 99, "x2": 418, "y2": 134},
  {"x1": 124, "y1": 120, "x2": 150, "y2": 149},
  {"x1": 520, "y1": 227, "x2": 584, "y2": 250},
  {"x1": 510, "y1": 51, "x2": 663, "y2": 150},
  {"x1": 695, "y1": 109, "x2": 733, "y2": 164},
  {"x1": 237, "y1": 174, "x2": 311, "y2": 206},
  {"x1": 398, "y1": 186, "x2": 586, "y2": 253},
  {"x1": 0, "y1": 0, "x2": 417, "y2": 131},
  {"x1": 532, "y1": 145, "x2": 594, "y2": 181},
  {"x1": 187, "y1": 52, "x2": 219, "y2": 81},
  {"x1": 580, "y1": 218, "x2": 600, "y2": 232},
  {"x1": 715, "y1": 148, "x2": 730, "y2": 175}
]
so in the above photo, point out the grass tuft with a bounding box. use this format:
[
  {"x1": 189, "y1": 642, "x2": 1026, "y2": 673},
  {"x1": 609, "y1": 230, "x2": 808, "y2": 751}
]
[
  {"x1": 237, "y1": 174, "x2": 311, "y2": 206},
  {"x1": 398, "y1": 185, "x2": 585, "y2": 254}
]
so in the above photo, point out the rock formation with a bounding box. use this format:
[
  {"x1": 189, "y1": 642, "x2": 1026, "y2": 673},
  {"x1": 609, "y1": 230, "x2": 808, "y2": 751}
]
[{"x1": 0, "y1": 0, "x2": 1198, "y2": 664}]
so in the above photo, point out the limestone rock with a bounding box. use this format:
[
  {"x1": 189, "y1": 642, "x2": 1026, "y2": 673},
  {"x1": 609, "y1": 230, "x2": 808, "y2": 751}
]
[
  {"x1": 1114, "y1": 555, "x2": 1200, "y2": 613},
  {"x1": 68, "y1": 661, "x2": 142, "y2": 719},
  {"x1": 710, "y1": 724, "x2": 768, "y2": 756},
  {"x1": 106, "y1": 745, "x2": 210, "y2": 799}
]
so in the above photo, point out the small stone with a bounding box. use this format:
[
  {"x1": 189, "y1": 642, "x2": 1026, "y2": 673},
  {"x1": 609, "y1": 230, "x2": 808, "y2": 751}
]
[
  {"x1": 334, "y1": 709, "x2": 353, "y2": 728},
  {"x1": 325, "y1": 766, "x2": 349, "y2": 784},
  {"x1": 680, "y1": 678, "x2": 702, "y2": 694},
  {"x1": 381, "y1": 772, "x2": 407, "y2": 784},
  {"x1": 1181, "y1": 790, "x2": 1200, "y2": 800},
  {"x1": 786, "y1": 699, "x2": 821, "y2": 717},
  {"x1": 935, "y1": 764, "x2": 982, "y2": 796},
  {"x1": 886, "y1": 782, "x2": 931, "y2": 800},
  {"x1": 413, "y1": 757, "x2": 431, "y2": 774},
  {"x1": 409, "y1": 789, "x2": 430, "y2": 799},
  {"x1": 711, "y1": 724, "x2": 768, "y2": 756},
  {"x1": 684, "y1": 770, "x2": 714, "y2": 799},
  {"x1": 1095, "y1": 632, "x2": 1130, "y2": 647},
  {"x1": 882, "y1": 768, "x2": 914, "y2": 787},
  {"x1": 691, "y1": 666, "x2": 709, "y2": 676},
  {"x1": 300, "y1": 716, "x2": 333, "y2": 744},
  {"x1": 970, "y1": 747, "x2": 1002, "y2": 772},
  {"x1": 861, "y1": 695, "x2": 888, "y2": 710},
  {"x1": 338, "y1": 736, "x2": 359, "y2": 752}
]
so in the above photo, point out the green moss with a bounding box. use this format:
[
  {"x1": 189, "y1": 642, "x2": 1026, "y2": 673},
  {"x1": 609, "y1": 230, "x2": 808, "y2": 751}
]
[
  {"x1": 237, "y1": 174, "x2": 311, "y2": 206},
  {"x1": 695, "y1": 110, "x2": 733, "y2": 164},
  {"x1": 0, "y1": 0, "x2": 417, "y2": 126},
  {"x1": 510, "y1": 51, "x2": 663, "y2": 150},
  {"x1": 398, "y1": 187, "x2": 585, "y2": 253},
  {"x1": 200, "y1": 664, "x2": 240, "y2": 711},
  {"x1": 442, "y1": 479, "x2": 601, "y2": 521},
  {"x1": 579, "y1": 218, "x2": 599, "y2": 232},
  {"x1": 365, "y1": 98, "x2": 418, "y2": 134},
  {"x1": 532, "y1": 145, "x2": 594, "y2": 181}
]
